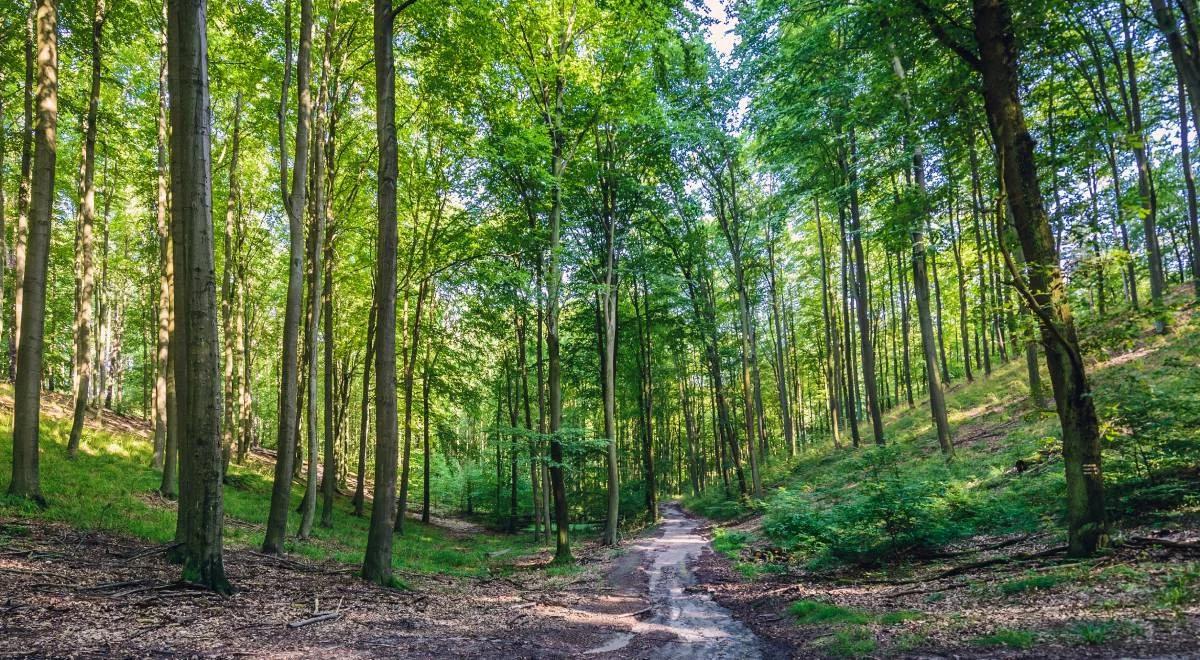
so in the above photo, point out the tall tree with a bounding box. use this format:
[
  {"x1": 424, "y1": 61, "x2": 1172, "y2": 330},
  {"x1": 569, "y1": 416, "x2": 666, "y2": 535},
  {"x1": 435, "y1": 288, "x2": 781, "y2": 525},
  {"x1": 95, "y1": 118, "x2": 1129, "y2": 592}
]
[
  {"x1": 9, "y1": 0, "x2": 58, "y2": 504},
  {"x1": 165, "y1": 0, "x2": 231, "y2": 593},
  {"x1": 264, "y1": 0, "x2": 315, "y2": 555}
]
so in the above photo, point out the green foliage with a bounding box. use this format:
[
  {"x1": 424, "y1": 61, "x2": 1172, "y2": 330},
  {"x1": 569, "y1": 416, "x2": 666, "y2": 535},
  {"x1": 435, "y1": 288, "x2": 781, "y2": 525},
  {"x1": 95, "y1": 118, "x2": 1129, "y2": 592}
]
[
  {"x1": 789, "y1": 600, "x2": 870, "y2": 626},
  {"x1": 1064, "y1": 620, "x2": 1141, "y2": 645},
  {"x1": 1159, "y1": 564, "x2": 1200, "y2": 609},
  {"x1": 970, "y1": 629, "x2": 1037, "y2": 649},
  {"x1": 711, "y1": 528, "x2": 752, "y2": 558},
  {"x1": 820, "y1": 627, "x2": 876, "y2": 658},
  {"x1": 764, "y1": 448, "x2": 962, "y2": 565},
  {"x1": 0, "y1": 401, "x2": 549, "y2": 578}
]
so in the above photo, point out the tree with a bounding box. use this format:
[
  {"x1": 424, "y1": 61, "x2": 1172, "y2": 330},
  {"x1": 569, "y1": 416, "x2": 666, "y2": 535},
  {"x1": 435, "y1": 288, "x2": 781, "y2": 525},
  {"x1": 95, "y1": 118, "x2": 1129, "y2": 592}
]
[
  {"x1": 165, "y1": 0, "x2": 231, "y2": 592},
  {"x1": 264, "y1": 0, "x2": 315, "y2": 556},
  {"x1": 917, "y1": 0, "x2": 1107, "y2": 556},
  {"x1": 9, "y1": 0, "x2": 58, "y2": 504}
]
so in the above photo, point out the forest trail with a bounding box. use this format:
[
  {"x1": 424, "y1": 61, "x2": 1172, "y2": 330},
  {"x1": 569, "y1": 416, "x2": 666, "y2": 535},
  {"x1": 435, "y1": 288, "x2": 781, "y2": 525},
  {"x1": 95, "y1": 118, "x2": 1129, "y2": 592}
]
[{"x1": 588, "y1": 503, "x2": 765, "y2": 658}]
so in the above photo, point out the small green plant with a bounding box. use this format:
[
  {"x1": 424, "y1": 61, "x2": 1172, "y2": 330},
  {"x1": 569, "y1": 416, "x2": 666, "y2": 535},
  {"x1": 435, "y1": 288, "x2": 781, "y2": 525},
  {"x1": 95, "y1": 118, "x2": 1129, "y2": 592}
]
[
  {"x1": 822, "y1": 627, "x2": 876, "y2": 658},
  {"x1": 789, "y1": 599, "x2": 870, "y2": 625},
  {"x1": 1068, "y1": 620, "x2": 1116, "y2": 645},
  {"x1": 892, "y1": 632, "x2": 928, "y2": 652},
  {"x1": 971, "y1": 628, "x2": 1036, "y2": 648},
  {"x1": 878, "y1": 609, "x2": 924, "y2": 624},
  {"x1": 1064, "y1": 620, "x2": 1142, "y2": 645},
  {"x1": 711, "y1": 528, "x2": 752, "y2": 559},
  {"x1": 1159, "y1": 563, "x2": 1199, "y2": 609}
]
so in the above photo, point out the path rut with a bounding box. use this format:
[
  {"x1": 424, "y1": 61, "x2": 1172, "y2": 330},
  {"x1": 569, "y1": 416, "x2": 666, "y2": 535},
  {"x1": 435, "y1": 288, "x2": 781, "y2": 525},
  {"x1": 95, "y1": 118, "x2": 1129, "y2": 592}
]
[{"x1": 587, "y1": 503, "x2": 764, "y2": 658}]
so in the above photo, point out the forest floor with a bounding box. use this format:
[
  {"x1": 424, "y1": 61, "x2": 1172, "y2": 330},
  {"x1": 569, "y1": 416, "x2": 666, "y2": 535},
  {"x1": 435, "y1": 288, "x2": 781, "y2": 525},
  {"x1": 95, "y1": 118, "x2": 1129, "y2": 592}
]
[{"x1": 0, "y1": 502, "x2": 776, "y2": 658}]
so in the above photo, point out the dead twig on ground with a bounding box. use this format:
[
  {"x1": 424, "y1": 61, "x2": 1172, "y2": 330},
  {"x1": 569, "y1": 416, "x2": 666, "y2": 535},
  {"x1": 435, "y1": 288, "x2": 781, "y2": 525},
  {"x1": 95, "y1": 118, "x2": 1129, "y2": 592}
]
[{"x1": 287, "y1": 612, "x2": 341, "y2": 629}]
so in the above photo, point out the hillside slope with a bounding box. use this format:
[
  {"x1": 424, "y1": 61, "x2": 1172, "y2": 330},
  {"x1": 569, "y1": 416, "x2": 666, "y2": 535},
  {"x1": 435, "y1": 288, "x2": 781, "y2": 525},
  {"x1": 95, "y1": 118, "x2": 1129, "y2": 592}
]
[{"x1": 685, "y1": 291, "x2": 1200, "y2": 657}]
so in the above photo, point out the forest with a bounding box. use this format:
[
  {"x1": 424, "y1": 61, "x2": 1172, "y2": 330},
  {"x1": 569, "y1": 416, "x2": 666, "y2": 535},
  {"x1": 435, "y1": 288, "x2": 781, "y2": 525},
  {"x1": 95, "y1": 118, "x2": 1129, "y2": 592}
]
[{"x1": 0, "y1": 0, "x2": 1198, "y2": 656}]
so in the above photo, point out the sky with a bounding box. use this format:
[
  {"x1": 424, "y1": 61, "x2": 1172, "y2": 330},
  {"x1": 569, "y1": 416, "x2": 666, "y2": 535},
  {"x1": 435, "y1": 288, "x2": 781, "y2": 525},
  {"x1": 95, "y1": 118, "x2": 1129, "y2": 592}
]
[{"x1": 703, "y1": 0, "x2": 739, "y2": 59}]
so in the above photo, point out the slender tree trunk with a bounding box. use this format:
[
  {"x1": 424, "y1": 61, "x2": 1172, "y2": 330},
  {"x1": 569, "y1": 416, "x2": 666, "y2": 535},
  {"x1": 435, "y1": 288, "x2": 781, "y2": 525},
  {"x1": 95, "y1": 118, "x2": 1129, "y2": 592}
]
[
  {"x1": 1120, "y1": 0, "x2": 1166, "y2": 331},
  {"x1": 816, "y1": 203, "x2": 843, "y2": 449},
  {"x1": 421, "y1": 341, "x2": 434, "y2": 525},
  {"x1": 264, "y1": 0, "x2": 315, "y2": 555},
  {"x1": 152, "y1": 18, "x2": 172, "y2": 472},
  {"x1": 320, "y1": 231, "x2": 335, "y2": 528},
  {"x1": 352, "y1": 297, "x2": 377, "y2": 517},
  {"x1": 1180, "y1": 72, "x2": 1200, "y2": 300},
  {"x1": 10, "y1": 0, "x2": 58, "y2": 504},
  {"x1": 766, "y1": 223, "x2": 794, "y2": 455},
  {"x1": 67, "y1": 0, "x2": 105, "y2": 458},
  {"x1": 299, "y1": 11, "x2": 330, "y2": 540},
  {"x1": 362, "y1": 0, "x2": 405, "y2": 584},
  {"x1": 165, "y1": 0, "x2": 230, "y2": 592},
  {"x1": 12, "y1": 0, "x2": 35, "y2": 381},
  {"x1": 633, "y1": 272, "x2": 656, "y2": 522},
  {"x1": 395, "y1": 280, "x2": 428, "y2": 534},
  {"x1": 891, "y1": 48, "x2": 952, "y2": 455},
  {"x1": 220, "y1": 95, "x2": 242, "y2": 474},
  {"x1": 843, "y1": 129, "x2": 884, "y2": 444}
]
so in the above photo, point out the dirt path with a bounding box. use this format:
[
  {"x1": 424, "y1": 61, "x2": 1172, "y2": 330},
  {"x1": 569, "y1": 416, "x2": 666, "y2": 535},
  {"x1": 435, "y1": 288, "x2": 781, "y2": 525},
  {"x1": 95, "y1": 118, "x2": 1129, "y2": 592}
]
[{"x1": 587, "y1": 503, "x2": 765, "y2": 658}]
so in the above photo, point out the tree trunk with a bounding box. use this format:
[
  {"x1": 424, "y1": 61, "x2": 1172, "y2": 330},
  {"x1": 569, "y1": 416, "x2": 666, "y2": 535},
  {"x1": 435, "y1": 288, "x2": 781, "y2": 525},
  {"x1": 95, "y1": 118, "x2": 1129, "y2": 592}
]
[
  {"x1": 299, "y1": 10, "x2": 330, "y2": 541},
  {"x1": 816, "y1": 203, "x2": 843, "y2": 449},
  {"x1": 1180, "y1": 71, "x2": 1200, "y2": 300},
  {"x1": 165, "y1": 0, "x2": 230, "y2": 592},
  {"x1": 12, "y1": 0, "x2": 35, "y2": 381},
  {"x1": 843, "y1": 128, "x2": 884, "y2": 445},
  {"x1": 220, "y1": 94, "x2": 242, "y2": 474},
  {"x1": 352, "y1": 297, "x2": 377, "y2": 517},
  {"x1": 766, "y1": 222, "x2": 794, "y2": 455},
  {"x1": 67, "y1": 0, "x2": 105, "y2": 458},
  {"x1": 264, "y1": 0, "x2": 314, "y2": 555},
  {"x1": 1119, "y1": 0, "x2": 1166, "y2": 332},
  {"x1": 10, "y1": 0, "x2": 58, "y2": 504},
  {"x1": 362, "y1": 0, "x2": 403, "y2": 584},
  {"x1": 891, "y1": 48, "x2": 953, "y2": 456},
  {"x1": 943, "y1": 0, "x2": 1107, "y2": 556}
]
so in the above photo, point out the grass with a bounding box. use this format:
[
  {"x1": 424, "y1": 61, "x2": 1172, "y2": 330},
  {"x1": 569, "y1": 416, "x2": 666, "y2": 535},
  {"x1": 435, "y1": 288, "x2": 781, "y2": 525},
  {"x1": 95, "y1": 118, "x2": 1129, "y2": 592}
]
[
  {"x1": 1064, "y1": 620, "x2": 1143, "y2": 645},
  {"x1": 790, "y1": 600, "x2": 872, "y2": 626},
  {"x1": 789, "y1": 599, "x2": 922, "y2": 628},
  {"x1": 971, "y1": 628, "x2": 1037, "y2": 649},
  {"x1": 0, "y1": 393, "x2": 550, "y2": 577},
  {"x1": 821, "y1": 627, "x2": 876, "y2": 658},
  {"x1": 711, "y1": 527, "x2": 752, "y2": 558},
  {"x1": 1158, "y1": 563, "x2": 1200, "y2": 609}
]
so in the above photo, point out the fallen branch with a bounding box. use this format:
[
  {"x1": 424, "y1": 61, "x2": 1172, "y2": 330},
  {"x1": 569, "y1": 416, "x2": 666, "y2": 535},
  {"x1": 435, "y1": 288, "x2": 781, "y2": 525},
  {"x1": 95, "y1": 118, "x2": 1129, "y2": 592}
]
[
  {"x1": 617, "y1": 606, "x2": 652, "y2": 618},
  {"x1": 121, "y1": 542, "x2": 182, "y2": 563},
  {"x1": 287, "y1": 612, "x2": 341, "y2": 629},
  {"x1": 886, "y1": 581, "x2": 970, "y2": 599}
]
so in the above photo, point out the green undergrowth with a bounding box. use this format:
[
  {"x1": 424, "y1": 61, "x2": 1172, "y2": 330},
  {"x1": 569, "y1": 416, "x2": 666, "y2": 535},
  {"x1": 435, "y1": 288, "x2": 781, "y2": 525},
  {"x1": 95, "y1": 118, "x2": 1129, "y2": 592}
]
[
  {"x1": 0, "y1": 398, "x2": 548, "y2": 577},
  {"x1": 685, "y1": 296, "x2": 1200, "y2": 570},
  {"x1": 788, "y1": 599, "x2": 922, "y2": 658}
]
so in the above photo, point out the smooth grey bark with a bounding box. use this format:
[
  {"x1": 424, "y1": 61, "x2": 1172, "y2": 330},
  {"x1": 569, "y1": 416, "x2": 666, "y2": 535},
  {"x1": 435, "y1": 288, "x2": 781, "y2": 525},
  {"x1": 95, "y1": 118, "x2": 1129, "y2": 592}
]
[
  {"x1": 165, "y1": 0, "x2": 230, "y2": 592},
  {"x1": 264, "y1": 0, "x2": 314, "y2": 555},
  {"x1": 68, "y1": 0, "x2": 104, "y2": 459},
  {"x1": 891, "y1": 47, "x2": 953, "y2": 456}
]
